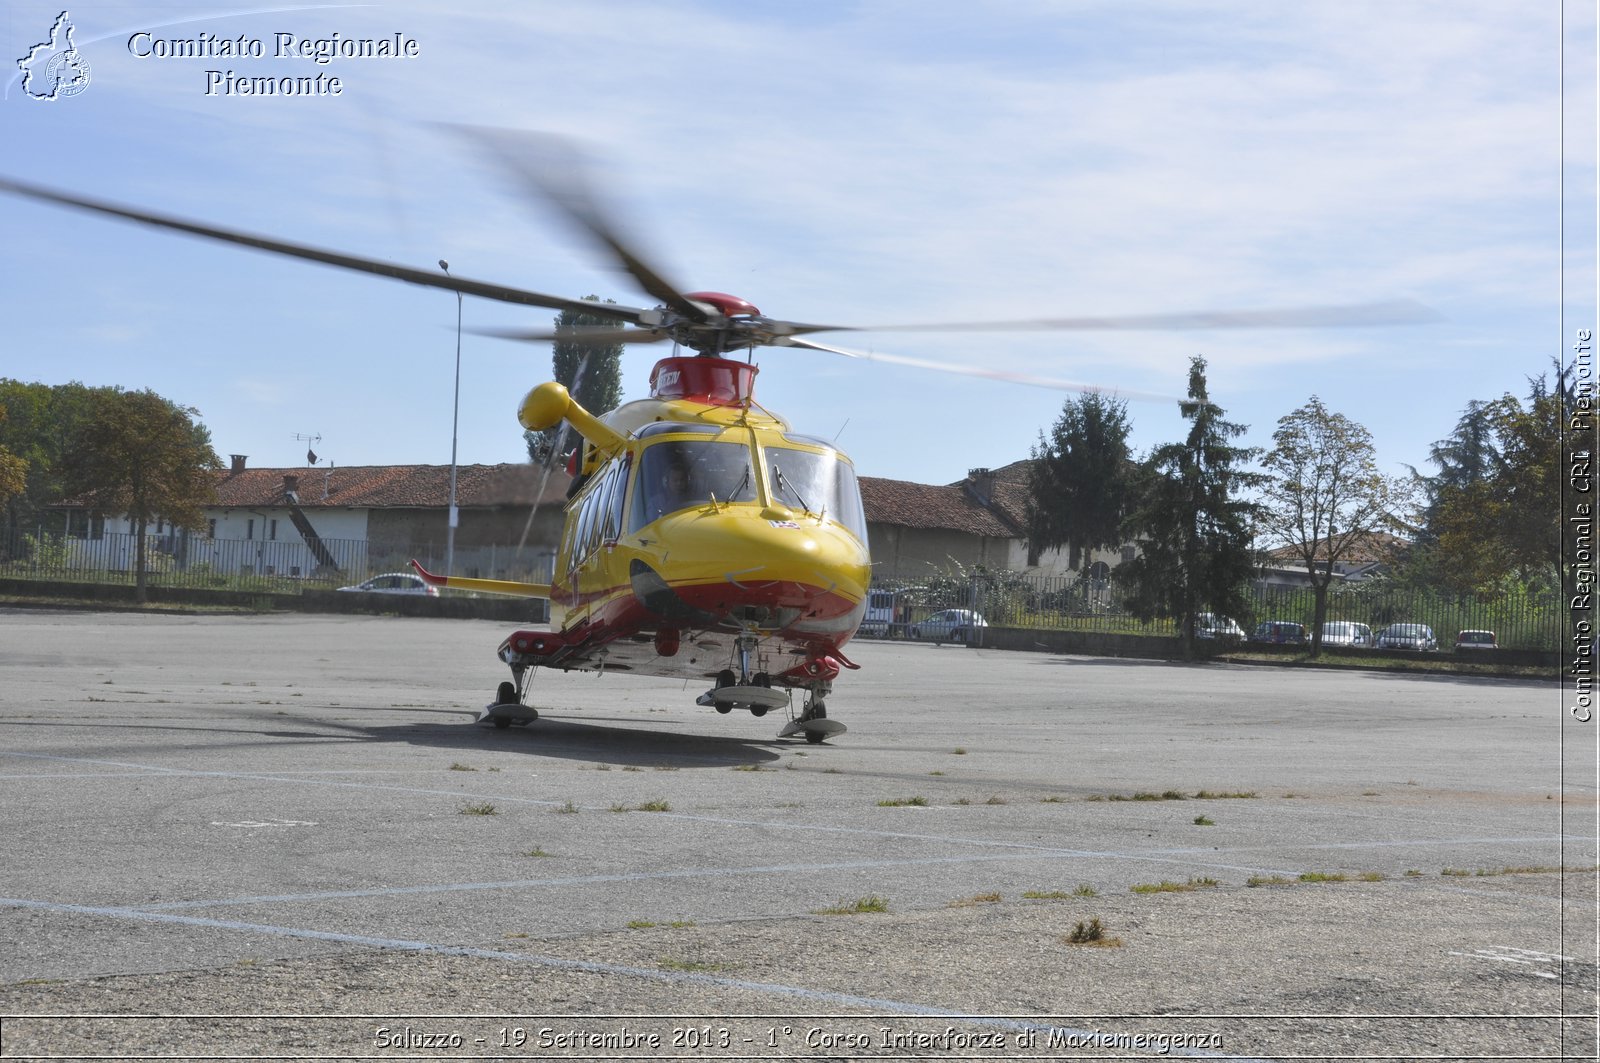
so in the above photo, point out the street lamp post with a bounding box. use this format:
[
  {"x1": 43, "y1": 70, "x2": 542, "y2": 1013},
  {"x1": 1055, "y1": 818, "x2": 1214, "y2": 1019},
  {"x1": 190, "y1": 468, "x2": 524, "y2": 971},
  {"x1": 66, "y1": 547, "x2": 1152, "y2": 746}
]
[{"x1": 440, "y1": 260, "x2": 462, "y2": 579}]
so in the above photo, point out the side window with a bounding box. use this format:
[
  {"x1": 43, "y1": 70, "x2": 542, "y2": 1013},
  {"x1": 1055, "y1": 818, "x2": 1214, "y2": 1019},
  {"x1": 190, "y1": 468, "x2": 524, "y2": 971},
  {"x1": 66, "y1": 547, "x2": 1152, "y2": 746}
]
[
  {"x1": 575, "y1": 487, "x2": 597, "y2": 559},
  {"x1": 602, "y1": 457, "x2": 630, "y2": 541}
]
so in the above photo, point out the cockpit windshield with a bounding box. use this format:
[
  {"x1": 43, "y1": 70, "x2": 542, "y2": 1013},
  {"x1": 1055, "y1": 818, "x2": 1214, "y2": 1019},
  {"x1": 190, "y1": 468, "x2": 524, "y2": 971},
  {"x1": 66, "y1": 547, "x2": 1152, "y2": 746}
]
[
  {"x1": 632, "y1": 438, "x2": 757, "y2": 528},
  {"x1": 766, "y1": 444, "x2": 867, "y2": 542}
]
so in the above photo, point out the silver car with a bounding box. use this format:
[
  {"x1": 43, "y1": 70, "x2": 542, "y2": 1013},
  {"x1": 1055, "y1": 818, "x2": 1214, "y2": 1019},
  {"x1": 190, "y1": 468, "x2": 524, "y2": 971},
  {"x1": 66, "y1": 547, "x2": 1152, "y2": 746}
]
[
  {"x1": 337, "y1": 572, "x2": 439, "y2": 597},
  {"x1": 1320, "y1": 621, "x2": 1374, "y2": 648},
  {"x1": 909, "y1": 609, "x2": 986, "y2": 645},
  {"x1": 1194, "y1": 613, "x2": 1245, "y2": 642}
]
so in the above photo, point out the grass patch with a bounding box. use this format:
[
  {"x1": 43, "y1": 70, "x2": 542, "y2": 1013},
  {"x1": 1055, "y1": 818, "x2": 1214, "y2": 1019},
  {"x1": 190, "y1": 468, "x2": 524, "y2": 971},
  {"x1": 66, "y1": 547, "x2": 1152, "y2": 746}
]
[
  {"x1": 1192, "y1": 815, "x2": 1216, "y2": 826},
  {"x1": 1441, "y1": 867, "x2": 1472, "y2": 877},
  {"x1": 458, "y1": 802, "x2": 497, "y2": 816},
  {"x1": 947, "y1": 892, "x2": 1003, "y2": 907},
  {"x1": 1297, "y1": 871, "x2": 1347, "y2": 883},
  {"x1": 1023, "y1": 884, "x2": 1097, "y2": 900},
  {"x1": 731, "y1": 763, "x2": 768, "y2": 772},
  {"x1": 1193, "y1": 790, "x2": 1258, "y2": 799},
  {"x1": 1246, "y1": 875, "x2": 1295, "y2": 887},
  {"x1": 520, "y1": 847, "x2": 552, "y2": 858},
  {"x1": 1062, "y1": 918, "x2": 1122, "y2": 947},
  {"x1": 813, "y1": 895, "x2": 889, "y2": 916},
  {"x1": 983, "y1": 795, "x2": 1008, "y2": 806},
  {"x1": 555, "y1": 800, "x2": 579, "y2": 814},
  {"x1": 1039, "y1": 795, "x2": 1066, "y2": 803},
  {"x1": 1131, "y1": 877, "x2": 1219, "y2": 894},
  {"x1": 877, "y1": 796, "x2": 929, "y2": 807},
  {"x1": 448, "y1": 762, "x2": 476, "y2": 772},
  {"x1": 657, "y1": 958, "x2": 729, "y2": 973}
]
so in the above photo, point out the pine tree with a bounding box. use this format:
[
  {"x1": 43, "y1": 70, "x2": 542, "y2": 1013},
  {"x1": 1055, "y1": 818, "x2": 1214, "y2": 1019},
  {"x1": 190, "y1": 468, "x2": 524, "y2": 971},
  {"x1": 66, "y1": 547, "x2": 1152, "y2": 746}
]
[{"x1": 1115, "y1": 357, "x2": 1262, "y2": 658}]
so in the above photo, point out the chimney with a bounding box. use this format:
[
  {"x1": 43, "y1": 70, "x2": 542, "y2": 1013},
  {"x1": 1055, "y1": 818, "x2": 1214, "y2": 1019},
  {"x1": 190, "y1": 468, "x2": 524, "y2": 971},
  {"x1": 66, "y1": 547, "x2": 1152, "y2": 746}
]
[
  {"x1": 229, "y1": 454, "x2": 247, "y2": 474},
  {"x1": 283, "y1": 474, "x2": 299, "y2": 498},
  {"x1": 967, "y1": 467, "x2": 995, "y2": 502}
]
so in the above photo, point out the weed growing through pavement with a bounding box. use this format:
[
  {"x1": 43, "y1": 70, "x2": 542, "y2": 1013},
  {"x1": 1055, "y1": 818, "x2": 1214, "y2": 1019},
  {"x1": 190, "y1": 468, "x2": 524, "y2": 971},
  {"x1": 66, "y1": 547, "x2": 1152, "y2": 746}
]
[
  {"x1": 458, "y1": 802, "x2": 497, "y2": 816},
  {"x1": 877, "y1": 796, "x2": 929, "y2": 807},
  {"x1": 1131, "y1": 877, "x2": 1219, "y2": 894},
  {"x1": 947, "y1": 892, "x2": 1003, "y2": 907},
  {"x1": 813, "y1": 896, "x2": 890, "y2": 915},
  {"x1": 1062, "y1": 918, "x2": 1122, "y2": 947}
]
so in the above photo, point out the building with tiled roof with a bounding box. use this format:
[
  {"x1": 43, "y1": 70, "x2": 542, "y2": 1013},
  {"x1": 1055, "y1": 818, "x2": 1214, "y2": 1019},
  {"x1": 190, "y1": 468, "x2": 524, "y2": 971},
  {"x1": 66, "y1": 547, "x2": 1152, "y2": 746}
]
[
  {"x1": 66, "y1": 453, "x2": 1124, "y2": 585},
  {"x1": 1256, "y1": 530, "x2": 1409, "y2": 587}
]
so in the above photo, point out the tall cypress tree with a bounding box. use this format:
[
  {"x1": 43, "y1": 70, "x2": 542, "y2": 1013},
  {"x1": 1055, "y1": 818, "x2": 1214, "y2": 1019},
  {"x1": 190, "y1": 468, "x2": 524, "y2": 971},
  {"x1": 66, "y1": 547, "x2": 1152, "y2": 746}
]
[{"x1": 1116, "y1": 357, "x2": 1263, "y2": 658}]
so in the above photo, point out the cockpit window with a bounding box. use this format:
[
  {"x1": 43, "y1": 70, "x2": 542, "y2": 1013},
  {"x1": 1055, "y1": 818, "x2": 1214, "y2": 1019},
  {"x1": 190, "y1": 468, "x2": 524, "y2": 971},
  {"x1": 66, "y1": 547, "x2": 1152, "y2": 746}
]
[
  {"x1": 632, "y1": 439, "x2": 757, "y2": 529},
  {"x1": 766, "y1": 444, "x2": 867, "y2": 542}
]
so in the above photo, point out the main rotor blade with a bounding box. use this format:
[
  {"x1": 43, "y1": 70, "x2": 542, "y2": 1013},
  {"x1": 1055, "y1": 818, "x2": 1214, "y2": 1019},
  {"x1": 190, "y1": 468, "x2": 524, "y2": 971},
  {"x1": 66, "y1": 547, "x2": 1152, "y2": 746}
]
[
  {"x1": 842, "y1": 299, "x2": 1439, "y2": 334},
  {"x1": 451, "y1": 126, "x2": 710, "y2": 324},
  {"x1": 472, "y1": 325, "x2": 670, "y2": 346},
  {"x1": 779, "y1": 336, "x2": 1183, "y2": 403},
  {"x1": 0, "y1": 176, "x2": 648, "y2": 323}
]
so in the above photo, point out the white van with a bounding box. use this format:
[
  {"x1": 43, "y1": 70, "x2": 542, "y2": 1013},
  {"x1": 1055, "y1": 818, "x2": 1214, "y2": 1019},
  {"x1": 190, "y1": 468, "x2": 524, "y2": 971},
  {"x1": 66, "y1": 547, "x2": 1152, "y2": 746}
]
[{"x1": 859, "y1": 589, "x2": 901, "y2": 638}]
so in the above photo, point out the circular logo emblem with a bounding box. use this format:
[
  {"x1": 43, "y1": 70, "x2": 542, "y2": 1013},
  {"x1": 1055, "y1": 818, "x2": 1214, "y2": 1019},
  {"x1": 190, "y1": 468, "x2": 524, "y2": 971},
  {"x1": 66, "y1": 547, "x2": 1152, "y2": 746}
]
[{"x1": 43, "y1": 49, "x2": 91, "y2": 98}]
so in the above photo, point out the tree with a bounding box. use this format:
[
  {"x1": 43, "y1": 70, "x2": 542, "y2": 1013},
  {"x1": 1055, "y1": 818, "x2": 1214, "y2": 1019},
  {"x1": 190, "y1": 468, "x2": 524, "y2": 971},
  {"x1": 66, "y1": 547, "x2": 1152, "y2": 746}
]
[
  {"x1": 1258, "y1": 396, "x2": 1412, "y2": 656},
  {"x1": 1429, "y1": 388, "x2": 1563, "y2": 592},
  {"x1": 1025, "y1": 391, "x2": 1136, "y2": 575},
  {"x1": 0, "y1": 379, "x2": 105, "y2": 543},
  {"x1": 61, "y1": 389, "x2": 220, "y2": 602},
  {"x1": 1410, "y1": 398, "x2": 1505, "y2": 541},
  {"x1": 0, "y1": 408, "x2": 25, "y2": 511},
  {"x1": 1114, "y1": 357, "x2": 1263, "y2": 658},
  {"x1": 524, "y1": 297, "x2": 624, "y2": 462}
]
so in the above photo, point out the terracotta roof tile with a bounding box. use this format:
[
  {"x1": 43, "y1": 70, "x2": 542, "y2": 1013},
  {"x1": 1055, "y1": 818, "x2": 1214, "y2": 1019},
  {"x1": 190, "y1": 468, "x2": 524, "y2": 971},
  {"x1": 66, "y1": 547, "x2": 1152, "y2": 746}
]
[
  {"x1": 859, "y1": 477, "x2": 1017, "y2": 538},
  {"x1": 212, "y1": 464, "x2": 571, "y2": 509}
]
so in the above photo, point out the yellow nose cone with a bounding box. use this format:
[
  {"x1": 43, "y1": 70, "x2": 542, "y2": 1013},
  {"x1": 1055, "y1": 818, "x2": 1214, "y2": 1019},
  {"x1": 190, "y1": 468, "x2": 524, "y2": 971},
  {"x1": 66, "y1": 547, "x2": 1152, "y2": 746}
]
[{"x1": 519, "y1": 382, "x2": 570, "y2": 432}]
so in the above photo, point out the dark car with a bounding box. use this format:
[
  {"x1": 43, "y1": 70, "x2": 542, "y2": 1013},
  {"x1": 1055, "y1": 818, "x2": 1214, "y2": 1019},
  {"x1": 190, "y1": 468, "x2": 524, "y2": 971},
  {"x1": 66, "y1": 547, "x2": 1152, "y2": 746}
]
[
  {"x1": 1252, "y1": 620, "x2": 1308, "y2": 645},
  {"x1": 1376, "y1": 623, "x2": 1438, "y2": 652}
]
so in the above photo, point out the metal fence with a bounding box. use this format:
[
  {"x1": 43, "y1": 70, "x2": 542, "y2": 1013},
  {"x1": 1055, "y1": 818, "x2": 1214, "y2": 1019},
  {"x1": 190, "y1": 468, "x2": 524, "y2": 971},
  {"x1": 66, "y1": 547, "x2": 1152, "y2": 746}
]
[
  {"x1": 1, "y1": 527, "x2": 1561, "y2": 650},
  {"x1": 0, "y1": 528, "x2": 555, "y2": 593},
  {"x1": 871, "y1": 571, "x2": 1562, "y2": 652}
]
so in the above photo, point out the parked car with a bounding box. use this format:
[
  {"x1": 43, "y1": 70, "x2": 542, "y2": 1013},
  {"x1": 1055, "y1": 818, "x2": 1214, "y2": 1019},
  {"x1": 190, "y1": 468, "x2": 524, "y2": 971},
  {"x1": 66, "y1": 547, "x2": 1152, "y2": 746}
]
[
  {"x1": 1376, "y1": 623, "x2": 1438, "y2": 652},
  {"x1": 1320, "y1": 621, "x2": 1374, "y2": 648},
  {"x1": 909, "y1": 609, "x2": 986, "y2": 644},
  {"x1": 859, "y1": 589, "x2": 902, "y2": 638},
  {"x1": 1194, "y1": 613, "x2": 1245, "y2": 642},
  {"x1": 1252, "y1": 620, "x2": 1308, "y2": 645},
  {"x1": 1454, "y1": 629, "x2": 1498, "y2": 651},
  {"x1": 337, "y1": 572, "x2": 439, "y2": 597}
]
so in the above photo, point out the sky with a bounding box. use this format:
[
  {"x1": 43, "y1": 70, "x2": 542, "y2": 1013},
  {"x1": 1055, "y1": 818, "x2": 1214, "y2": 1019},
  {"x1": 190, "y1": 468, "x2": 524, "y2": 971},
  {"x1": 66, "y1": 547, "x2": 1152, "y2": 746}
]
[{"x1": 2, "y1": 1, "x2": 1594, "y2": 491}]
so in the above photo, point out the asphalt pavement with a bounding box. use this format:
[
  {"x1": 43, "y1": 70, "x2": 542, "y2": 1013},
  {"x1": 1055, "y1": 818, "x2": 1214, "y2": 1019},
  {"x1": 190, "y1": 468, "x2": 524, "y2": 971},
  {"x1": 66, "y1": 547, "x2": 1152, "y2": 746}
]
[{"x1": 0, "y1": 609, "x2": 1593, "y2": 1061}]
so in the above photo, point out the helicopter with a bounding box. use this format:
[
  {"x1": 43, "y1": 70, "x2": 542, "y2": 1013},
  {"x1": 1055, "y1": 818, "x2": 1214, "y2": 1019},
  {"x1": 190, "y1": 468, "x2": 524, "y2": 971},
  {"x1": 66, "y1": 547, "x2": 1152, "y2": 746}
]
[{"x1": 0, "y1": 131, "x2": 1434, "y2": 744}]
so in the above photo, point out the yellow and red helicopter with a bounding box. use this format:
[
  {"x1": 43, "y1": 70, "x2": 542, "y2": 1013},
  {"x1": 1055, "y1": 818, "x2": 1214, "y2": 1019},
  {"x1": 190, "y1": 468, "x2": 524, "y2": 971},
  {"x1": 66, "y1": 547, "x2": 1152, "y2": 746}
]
[{"x1": 0, "y1": 133, "x2": 1431, "y2": 744}]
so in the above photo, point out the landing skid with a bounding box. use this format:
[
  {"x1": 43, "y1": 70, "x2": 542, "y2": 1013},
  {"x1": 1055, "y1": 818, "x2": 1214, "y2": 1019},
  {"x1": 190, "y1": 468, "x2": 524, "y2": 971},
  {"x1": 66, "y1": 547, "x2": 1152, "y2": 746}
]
[
  {"x1": 778, "y1": 717, "x2": 847, "y2": 743},
  {"x1": 695, "y1": 684, "x2": 789, "y2": 714},
  {"x1": 478, "y1": 698, "x2": 538, "y2": 729}
]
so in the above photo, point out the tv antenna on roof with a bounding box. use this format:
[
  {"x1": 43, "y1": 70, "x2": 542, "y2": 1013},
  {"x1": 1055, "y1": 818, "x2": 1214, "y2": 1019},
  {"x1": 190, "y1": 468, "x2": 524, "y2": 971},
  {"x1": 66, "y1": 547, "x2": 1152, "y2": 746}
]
[{"x1": 293, "y1": 432, "x2": 323, "y2": 466}]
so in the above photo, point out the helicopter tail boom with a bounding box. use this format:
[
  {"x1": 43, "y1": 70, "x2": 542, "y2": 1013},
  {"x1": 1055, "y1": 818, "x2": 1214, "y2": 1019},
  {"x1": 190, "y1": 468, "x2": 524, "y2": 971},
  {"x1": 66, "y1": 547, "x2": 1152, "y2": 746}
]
[{"x1": 410, "y1": 559, "x2": 550, "y2": 599}]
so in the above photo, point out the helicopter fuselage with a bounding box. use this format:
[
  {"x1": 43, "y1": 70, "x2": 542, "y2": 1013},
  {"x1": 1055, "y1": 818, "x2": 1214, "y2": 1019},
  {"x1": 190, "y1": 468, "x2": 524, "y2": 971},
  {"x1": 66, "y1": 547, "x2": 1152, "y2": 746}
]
[{"x1": 505, "y1": 355, "x2": 872, "y2": 690}]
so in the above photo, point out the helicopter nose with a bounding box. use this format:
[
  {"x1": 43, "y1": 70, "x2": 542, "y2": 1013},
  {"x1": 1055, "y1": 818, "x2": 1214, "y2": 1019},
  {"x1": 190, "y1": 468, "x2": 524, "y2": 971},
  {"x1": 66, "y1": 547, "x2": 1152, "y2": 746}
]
[{"x1": 630, "y1": 510, "x2": 869, "y2": 630}]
